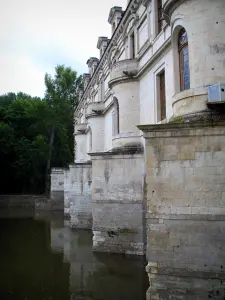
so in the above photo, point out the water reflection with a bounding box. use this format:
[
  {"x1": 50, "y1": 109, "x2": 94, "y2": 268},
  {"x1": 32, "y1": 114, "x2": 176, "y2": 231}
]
[
  {"x1": 0, "y1": 210, "x2": 147, "y2": 300},
  {"x1": 147, "y1": 275, "x2": 225, "y2": 300},
  {"x1": 1, "y1": 209, "x2": 224, "y2": 300}
]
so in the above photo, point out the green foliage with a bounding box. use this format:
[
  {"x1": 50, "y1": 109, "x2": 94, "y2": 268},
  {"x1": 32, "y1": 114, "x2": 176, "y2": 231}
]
[{"x1": 0, "y1": 65, "x2": 82, "y2": 194}]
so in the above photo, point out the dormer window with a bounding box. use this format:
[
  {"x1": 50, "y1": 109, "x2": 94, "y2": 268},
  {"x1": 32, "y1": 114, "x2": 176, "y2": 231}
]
[
  {"x1": 87, "y1": 57, "x2": 99, "y2": 76},
  {"x1": 108, "y1": 6, "x2": 123, "y2": 37},
  {"x1": 97, "y1": 37, "x2": 110, "y2": 58},
  {"x1": 112, "y1": 22, "x2": 116, "y2": 33}
]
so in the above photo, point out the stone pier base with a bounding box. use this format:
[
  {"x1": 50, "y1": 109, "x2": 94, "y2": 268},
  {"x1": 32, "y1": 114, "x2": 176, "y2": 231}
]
[
  {"x1": 50, "y1": 168, "x2": 65, "y2": 208},
  {"x1": 139, "y1": 121, "x2": 225, "y2": 299},
  {"x1": 65, "y1": 163, "x2": 92, "y2": 229},
  {"x1": 90, "y1": 150, "x2": 146, "y2": 255}
]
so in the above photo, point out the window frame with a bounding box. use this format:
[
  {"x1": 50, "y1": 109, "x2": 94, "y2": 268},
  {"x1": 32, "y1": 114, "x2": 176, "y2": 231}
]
[
  {"x1": 154, "y1": 64, "x2": 166, "y2": 123},
  {"x1": 129, "y1": 31, "x2": 135, "y2": 59},
  {"x1": 159, "y1": 70, "x2": 166, "y2": 121},
  {"x1": 178, "y1": 28, "x2": 190, "y2": 91},
  {"x1": 157, "y1": 0, "x2": 163, "y2": 35}
]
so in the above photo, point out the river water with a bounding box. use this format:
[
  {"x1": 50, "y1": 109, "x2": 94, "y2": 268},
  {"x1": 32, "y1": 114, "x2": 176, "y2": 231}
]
[
  {"x1": 1, "y1": 209, "x2": 224, "y2": 300},
  {"x1": 0, "y1": 209, "x2": 148, "y2": 300}
]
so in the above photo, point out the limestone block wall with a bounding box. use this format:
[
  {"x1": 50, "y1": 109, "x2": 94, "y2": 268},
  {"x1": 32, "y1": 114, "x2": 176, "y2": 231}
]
[
  {"x1": 50, "y1": 168, "x2": 65, "y2": 203},
  {"x1": 139, "y1": 121, "x2": 225, "y2": 299},
  {"x1": 113, "y1": 81, "x2": 140, "y2": 135},
  {"x1": 64, "y1": 169, "x2": 70, "y2": 217},
  {"x1": 87, "y1": 115, "x2": 104, "y2": 152},
  {"x1": 104, "y1": 107, "x2": 113, "y2": 151},
  {"x1": 91, "y1": 153, "x2": 146, "y2": 255},
  {"x1": 75, "y1": 133, "x2": 87, "y2": 162},
  {"x1": 111, "y1": 81, "x2": 141, "y2": 148},
  {"x1": 67, "y1": 163, "x2": 92, "y2": 229}
]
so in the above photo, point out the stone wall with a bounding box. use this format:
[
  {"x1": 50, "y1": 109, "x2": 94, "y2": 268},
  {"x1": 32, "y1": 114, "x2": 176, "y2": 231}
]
[
  {"x1": 50, "y1": 168, "x2": 65, "y2": 204},
  {"x1": 65, "y1": 163, "x2": 92, "y2": 229},
  {"x1": 0, "y1": 194, "x2": 63, "y2": 211},
  {"x1": 64, "y1": 169, "x2": 71, "y2": 218},
  {"x1": 139, "y1": 121, "x2": 225, "y2": 299},
  {"x1": 0, "y1": 195, "x2": 36, "y2": 208},
  {"x1": 91, "y1": 152, "x2": 146, "y2": 255}
]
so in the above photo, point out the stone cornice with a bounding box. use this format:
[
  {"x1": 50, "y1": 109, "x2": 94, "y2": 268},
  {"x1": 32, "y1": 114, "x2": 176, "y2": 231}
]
[
  {"x1": 163, "y1": 0, "x2": 187, "y2": 24},
  {"x1": 76, "y1": 0, "x2": 142, "y2": 112},
  {"x1": 89, "y1": 142, "x2": 144, "y2": 157},
  {"x1": 138, "y1": 121, "x2": 225, "y2": 138},
  {"x1": 108, "y1": 6, "x2": 123, "y2": 24},
  {"x1": 97, "y1": 36, "x2": 109, "y2": 49}
]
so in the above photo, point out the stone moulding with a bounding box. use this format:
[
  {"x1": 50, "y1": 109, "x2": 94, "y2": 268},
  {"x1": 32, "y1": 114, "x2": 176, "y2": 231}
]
[
  {"x1": 74, "y1": 123, "x2": 88, "y2": 134},
  {"x1": 86, "y1": 102, "x2": 105, "y2": 118},
  {"x1": 69, "y1": 161, "x2": 92, "y2": 167},
  {"x1": 76, "y1": 0, "x2": 143, "y2": 111},
  {"x1": 138, "y1": 120, "x2": 225, "y2": 138},
  {"x1": 108, "y1": 58, "x2": 138, "y2": 88},
  {"x1": 163, "y1": 0, "x2": 187, "y2": 24},
  {"x1": 88, "y1": 142, "x2": 144, "y2": 157}
]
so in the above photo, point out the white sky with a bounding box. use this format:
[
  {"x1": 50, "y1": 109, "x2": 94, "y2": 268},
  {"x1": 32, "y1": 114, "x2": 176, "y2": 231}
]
[{"x1": 0, "y1": 0, "x2": 128, "y2": 98}]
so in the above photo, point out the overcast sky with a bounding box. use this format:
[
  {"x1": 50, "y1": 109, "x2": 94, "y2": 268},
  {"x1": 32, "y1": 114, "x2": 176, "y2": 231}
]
[{"x1": 0, "y1": 0, "x2": 128, "y2": 98}]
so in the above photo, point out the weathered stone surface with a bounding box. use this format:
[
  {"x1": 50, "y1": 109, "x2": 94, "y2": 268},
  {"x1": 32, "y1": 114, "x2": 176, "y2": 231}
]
[
  {"x1": 139, "y1": 121, "x2": 225, "y2": 297},
  {"x1": 66, "y1": 163, "x2": 92, "y2": 229},
  {"x1": 146, "y1": 273, "x2": 225, "y2": 300},
  {"x1": 0, "y1": 195, "x2": 36, "y2": 208},
  {"x1": 91, "y1": 153, "x2": 146, "y2": 255},
  {"x1": 50, "y1": 168, "x2": 65, "y2": 210}
]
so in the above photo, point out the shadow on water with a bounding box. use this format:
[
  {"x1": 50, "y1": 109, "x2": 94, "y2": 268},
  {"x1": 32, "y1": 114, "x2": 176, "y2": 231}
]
[{"x1": 0, "y1": 209, "x2": 148, "y2": 300}]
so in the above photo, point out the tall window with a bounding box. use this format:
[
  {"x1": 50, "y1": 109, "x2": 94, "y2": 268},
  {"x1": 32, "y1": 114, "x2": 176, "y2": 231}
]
[
  {"x1": 112, "y1": 97, "x2": 119, "y2": 136},
  {"x1": 112, "y1": 22, "x2": 116, "y2": 33},
  {"x1": 158, "y1": 70, "x2": 166, "y2": 121},
  {"x1": 157, "y1": 0, "x2": 163, "y2": 34},
  {"x1": 130, "y1": 32, "x2": 135, "y2": 59},
  {"x1": 178, "y1": 28, "x2": 190, "y2": 91}
]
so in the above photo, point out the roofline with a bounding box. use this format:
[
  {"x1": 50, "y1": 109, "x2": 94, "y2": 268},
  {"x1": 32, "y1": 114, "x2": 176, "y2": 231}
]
[{"x1": 76, "y1": 0, "x2": 136, "y2": 113}]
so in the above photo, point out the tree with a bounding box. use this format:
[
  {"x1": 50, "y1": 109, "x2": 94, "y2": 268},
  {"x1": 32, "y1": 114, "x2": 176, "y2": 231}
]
[
  {"x1": 0, "y1": 65, "x2": 82, "y2": 194},
  {"x1": 0, "y1": 94, "x2": 49, "y2": 193},
  {"x1": 44, "y1": 65, "x2": 82, "y2": 193}
]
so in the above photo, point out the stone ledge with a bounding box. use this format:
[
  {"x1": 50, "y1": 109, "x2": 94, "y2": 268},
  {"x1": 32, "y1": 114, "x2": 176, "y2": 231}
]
[
  {"x1": 92, "y1": 199, "x2": 144, "y2": 204},
  {"x1": 92, "y1": 226, "x2": 143, "y2": 233},
  {"x1": 163, "y1": 0, "x2": 186, "y2": 24},
  {"x1": 146, "y1": 213, "x2": 225, "y2": 221},
  {"x1": 89, "y1": 142, "x2": 144, "y2": 157},
  {"x1": 51, "y1": 168, "x2": 66, "y2": 174},
  {"x1": 69, "y1": 161, "x2": 92, "y2": 167},
  {"x1": 147, "y1": 266, "x2": 225, "y2": 280},
  {"x1": 138, "y1": 121, "x2": 225, "y2": 138}
]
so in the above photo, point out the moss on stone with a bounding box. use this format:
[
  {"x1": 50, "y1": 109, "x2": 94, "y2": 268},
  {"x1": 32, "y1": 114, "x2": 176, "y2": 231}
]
[
  {"x1": 169, "y1": 115, "x2": 184, "y2": 124},
  {"x1": 118, "y1": 227, "x2": 136, "y2": 234}
]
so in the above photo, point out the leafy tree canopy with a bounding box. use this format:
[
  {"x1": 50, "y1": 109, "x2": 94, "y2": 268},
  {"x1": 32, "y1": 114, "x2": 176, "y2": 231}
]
[{"x1": 0, "y1": 65, "x2": 82, "y2": 194}]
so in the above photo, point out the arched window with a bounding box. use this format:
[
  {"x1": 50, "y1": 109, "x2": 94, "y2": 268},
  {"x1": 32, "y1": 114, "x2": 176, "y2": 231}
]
[
  {"x1": 178, "y1": 28, "x2": 190, "y2": 91},
  {"x1": 88, "y1": 126, "x2": 92, "y2": 152}
]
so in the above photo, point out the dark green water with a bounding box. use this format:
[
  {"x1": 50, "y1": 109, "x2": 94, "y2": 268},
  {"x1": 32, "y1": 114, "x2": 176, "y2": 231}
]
[{"x1": 0, "y1": 210, "x2": 148, "y2": 300}]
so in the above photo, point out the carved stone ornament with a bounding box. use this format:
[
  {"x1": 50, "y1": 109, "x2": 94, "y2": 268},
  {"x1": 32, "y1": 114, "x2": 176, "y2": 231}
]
[
  {"x1": 142, "y1": 0, "x2": 150, "y2": 7},
  {"x1": 130, "y1": 0, "x2": 142, "y2": 13}
]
